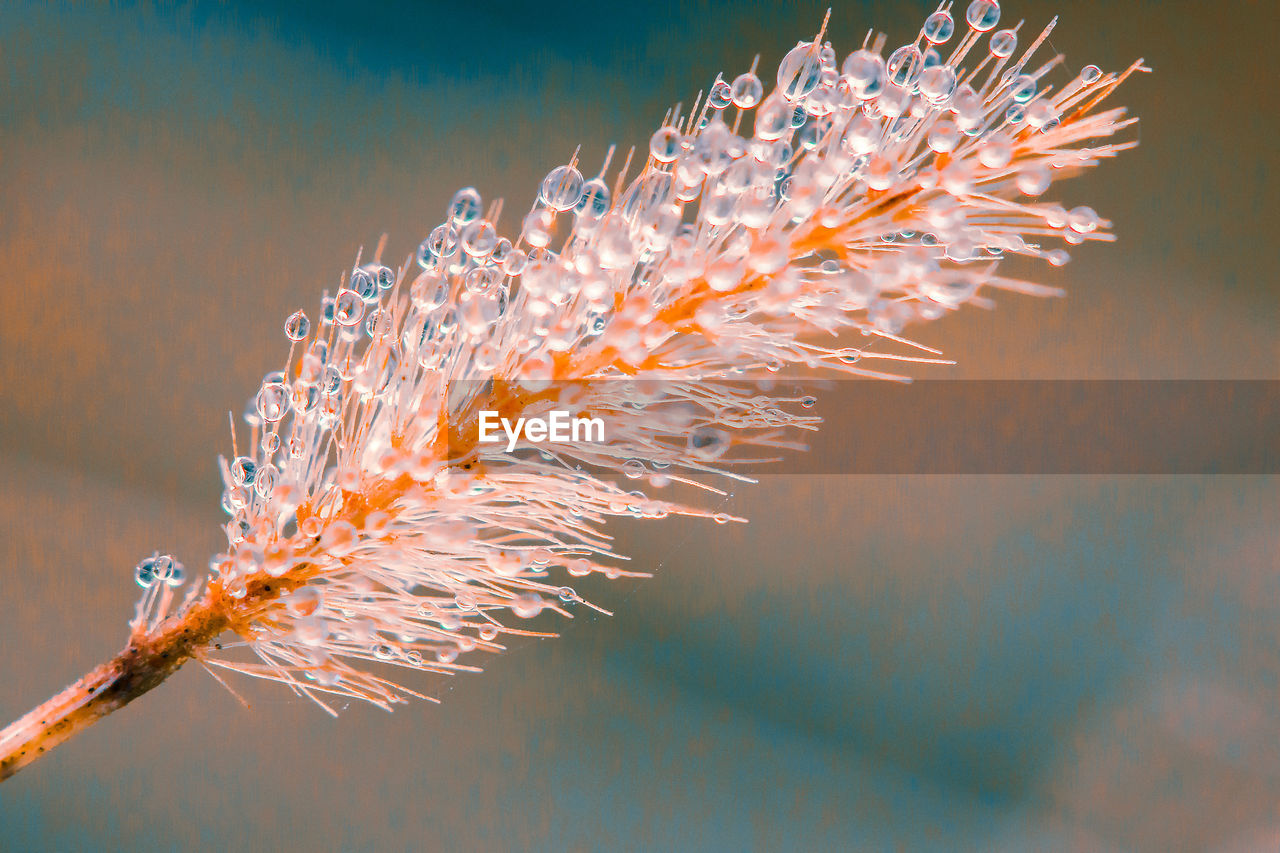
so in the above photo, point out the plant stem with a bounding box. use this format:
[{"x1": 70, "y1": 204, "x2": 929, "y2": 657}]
[{"x1": 0, "y1": 597, "x2": 228, "y2": 782}]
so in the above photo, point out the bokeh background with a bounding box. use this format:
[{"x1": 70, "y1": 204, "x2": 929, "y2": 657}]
[{"x1": 1, "y1": 1, "x2": 1276, "y2": 850}]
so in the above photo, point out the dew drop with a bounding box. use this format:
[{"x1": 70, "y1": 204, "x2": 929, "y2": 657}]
[
  {"x1": 255, "y1": 383, "x2": 289, "y2": 423},
  {"x1": 887, "y1": 45, "x2": 923, "y2": 88},
  {"x1": 334, "y1": 289, "x2": 365, "y2": 326},
  {"x1": 730, "y1": 72, "x2": 763, "y2": 108},
  {"x1": 511, "y1": 593, "x2": 544, "y2": 618},
  {"x1": 231, "y1": 456, "x2": 257, "y2": 486},
  {"x1": 284, "y1": 310, "x2": 310, "y2": 342},
  {"x1": 923, "y1": 10, "x2": 955, "y2": 43},
  {"x1": 540, "y1": 165, "x2": 585, "y2": 212},
  {"x1": 688, "y1": 426, "x2": 730, "y2": 459},
  {"x1": 965, "y1": 0, "x2": 1000, "y2": 32},
  {"x1": 649, "y1": 126, "x2": 682, "y2": 163},
  {"x1": 448, "y1": 187, "x2": 483, "y2": 225},
  {"x1": 777, "y1": 42, "x2": 823, "y2": 101},
  {"x1": 350, "y1": 268, "x2": 379, "y2": 302},
  {"x1": 988, "y1": 28, "x2": 1017, "y2": 58},
  {"x1": 134, "y1": 557, "x2": 156, "y2": 588}
]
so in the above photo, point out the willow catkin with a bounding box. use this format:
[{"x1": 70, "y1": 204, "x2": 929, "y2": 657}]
[{"x1": 0, "y1": 1, "x2": 1144, "y2": 778}]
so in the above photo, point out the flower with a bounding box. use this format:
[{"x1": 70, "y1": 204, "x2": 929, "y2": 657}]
[{"x1": 131, "y1": 2, "x2": 1145, "y2": 713}]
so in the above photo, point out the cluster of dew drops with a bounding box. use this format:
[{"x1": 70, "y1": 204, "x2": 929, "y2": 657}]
[{"x1": 131, "y1": 0, "x2": 1114, "y2": 632}]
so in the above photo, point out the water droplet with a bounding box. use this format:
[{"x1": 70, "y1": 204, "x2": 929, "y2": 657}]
[
  {"x1": 427, "y1": 223, "x2": 458, "y2": 258},
  {"x1": 777, "y1": 42, "x2": 823, "y2": 101},
  {"x1": 988, "y1": 28, "x2": 1017, "y2": 58},
  {"x1": 978, "y1": 132, "x2": 1013, "y2": 168},
  {"x1": 730, "y1": 72, "x2": 763, "y2": 108},
  {"x1": 260, "y1": 432, "x2": 281, "y2": 455},
  {"x1": 350, "y1": 268, "x2": 379, "y2": 302},
  {"x1": 887, "y1": 45, "x2": 923, "y2": 88},
  {"x1": 649, "y1": 126, "x2": 682, "y2": 163},
  {"x1": 1080, "y1": 64, "x2": 1102, "y2": 84},
  {"x1": 1008, "y1": 74, "x2": 1036, "y2": 103},
  {"x1": 334, "y1": 289, "x2": 365, "y2": 326},
  {"x1": 1068, "y1": 205, "x2": 1100, "y2": 233},
  {"x1": 923, "y1": 10, "x2": 955, "y2": 43},
  {"x1": 965, "y1": 0, "x2": 1001, "y2": 32},
  {"x1": 255, "y1": 383, "x2": 289, "y2": 423},
  {"x1": 842, "y1": 50, "x2": 886, "y2": 99},
  {"x1": 461, "y1": 220, "x2": 498, "y2": 257},
  {"x1": 688, "y1": 426, "x2": 730, "y2": 459},
  {"x1": 511, "y1": 593, "x2": 544, "y2": 618},
  {"x1": 448, "y1": 187, "x2": 483, "y2": 225},
  {"x1": 253, "y1": 464, "x2": 277, "y2": 499},
  {"x1": 918, "y1": 65, "x2": 956, "y2": 103},
  {"x1": 286, "y1": 586, "x2": 322, "y2": 617},
  {"x1": 284, "y1": 310, "x2": 310, "y2": 342},
  {"x1": 540, "y1": 165, "x2": 585, "y2": 211},
  {"x1": 575, "y1": 178, "x2": 612, "y2": 220},
  {"x1": 231, "y1": 456, "x2": 257, "y2": 486}
]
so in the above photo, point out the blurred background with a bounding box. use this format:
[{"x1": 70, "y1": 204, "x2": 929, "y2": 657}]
[{"x1": 0, "y1": 1, "x2": 1275, "y2": 850}]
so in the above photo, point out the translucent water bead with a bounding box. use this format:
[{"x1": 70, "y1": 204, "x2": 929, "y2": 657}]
[
  {"x1": 841, "y1": 50, "x2": 885, "y2": 99},
  {"x1": 918, "y1": 65, "x2": 957, "y2": 104},
  {"x1": 649, "y1": 126, "x2": 681, "y2": 163},
  {"x1": 887, "y1": 45, "x2": 923, "y2": 88},
  {"x1": 1008, "y1": 74, "x2": 1036, "y2": 103},
  {"x1": 988, "y1": 28, "x2": 1017, "y2": 58},
  {"x1": 254, "y1": 464, "x2": 277, "y2": 499},
  {"x1": 135, "y1": 554, "x2": 184, "y2": 588},
  {"x1": 134, "y1": 556, "x2": 157, "y2": 588},
  {"x1": 777, "y1": 41, "x2": 823, "y2": 101},
  {"x1": 231, "y1": 456, "x2": 257, "y2": 486},
  {"x1": 426, "y1": 223, "x2": 458, "y2": 258},
  {"x1": 448, "y1": 187, "x2": 483, "y2": 225},
  {"x1": 334, "y1": 289, "x2": 365, "y2": 326},
  {"x1": 923, "y1": 9, "x2": 955, "y2": 43},
  {"x1": 350, "y1": 268, "x2": 379, "y2": 302},
  {"x1": 1080, "y1": 64, "x2": 1102, "y2": 84},
  {"x1": 965, "y1": 0, "x2": 1001, "y2": 32},
  {"x1": 255, "y1": 382, "x2": 288, "y2": 422},
  {"x1": 730, "y1": 72, "x2": 763, "y2": 108},
  {"x1": 260, "y1": 432, "x2": 280, "y2": 455},
  {"x1": 284, "y1": 310, "x2": 310, "y2": 342},
  {"x1": 575, "y1": 178, "x2": 611, "y2": 220},
  {"x1": 461, "y1": 219, "x2": 498, "y2": 257},
  {"x1": 540, "y1": 165, "x2": 585, "y2": 211},
  {"x1": 708, "y1": 79, "x2": 733, "y2": 110}
]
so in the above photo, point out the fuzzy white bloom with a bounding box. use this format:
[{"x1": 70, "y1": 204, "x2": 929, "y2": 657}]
[{"x1": 130, "y1": 2, "x2": 1145, "y2": 714}]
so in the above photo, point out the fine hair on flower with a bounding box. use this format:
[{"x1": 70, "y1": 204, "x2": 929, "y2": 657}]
[{"x1": 0, "y1": 0, "x2": 1146, "y2": 780}]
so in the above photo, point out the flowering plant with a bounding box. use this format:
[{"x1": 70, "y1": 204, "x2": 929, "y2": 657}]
[{"x1": 0, "y1": 1, "x2": 1143, "y2": 781}]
